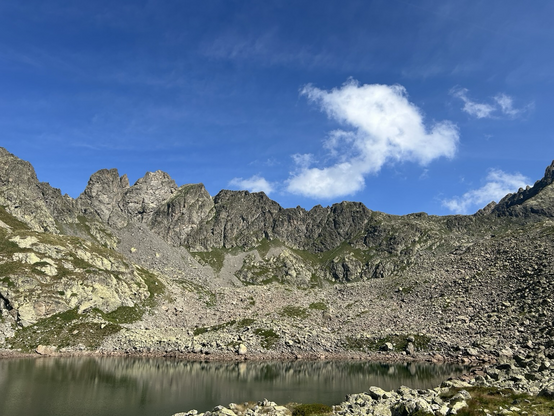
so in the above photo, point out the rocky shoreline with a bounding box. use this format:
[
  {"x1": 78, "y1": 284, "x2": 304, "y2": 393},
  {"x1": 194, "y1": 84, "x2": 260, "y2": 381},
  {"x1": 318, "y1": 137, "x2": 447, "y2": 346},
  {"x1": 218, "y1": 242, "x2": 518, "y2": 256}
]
[
  {"x1": 0, "y1": 345, "x2": 490, "y2": 364},
  {"x1": 170, "y1": 353, "x2": 554, "y2": 416}
]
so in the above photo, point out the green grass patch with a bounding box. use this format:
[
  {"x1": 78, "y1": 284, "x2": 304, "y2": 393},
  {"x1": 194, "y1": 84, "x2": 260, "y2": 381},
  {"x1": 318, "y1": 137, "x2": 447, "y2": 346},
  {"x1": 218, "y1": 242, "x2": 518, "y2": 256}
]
[
  {"x1": 9, "y1": 308, "x2": 121, "y2": 352},
  {"x1": 0, "y1": 276, "x2": 15, "y2": 288},
  {"x1": 344, "y1": 333, "x2": 431, "y2": 352},
  {"x1": 308, "y1": 301, "x2": 328, "y2": 311},
  {"x1": 194, "y1": 318, "x2": 256, "y2": 336},
  {"x1": 280, "y1": 305, "x2": 309, "y2": 319},
  {"x1": 76, "y1": 215, "x2": 95, "y2": 240},
  {"x1": 136, "y1": 267, "x2": 165, "y2": 301},
  {"x1": 236, "y1": 318, "x2": 256, "y2": 328},
  {"x1": 0, "y1": 232, "x2": 30, "y2": 256},
  {"x1": 67, "y1": 255, "x2": 93, "y2": 270},
  {"x1": 255, "y1": 238, "x2": 284, "y2": 258},
  {"x1": 0, "y1": 261, "x2": 33, "y2": 276},
  {"x1": 33, "y1": 261, "x2": 53, "y2": 268},
  {"x1": 190, "y1": 246, "x2": 242, "y2": 273},
  {"x1": 193, "y1": 320, "x2": 236, "y2": 336},
  {"x1": 101, "y1": 305, "x2": 145, "y2": 324},
  {"x1": 445, "y1": 387, "x2": 554, "y2": 416},
  {"x1": 0, "y1": 206, "x2": 30, "y2": 230},
  {"x1": 178, "y1": 279, "x2": 217, "y2": 307},
  {"x1": 254, "y1": 328, "x2": 279, "y2": 349},
  {"x1": 292, "y1": 403, "x2": 333, "y2": 416},
  {"x1": 309, "y1": 273, "x2": 325, "y2": 288}
]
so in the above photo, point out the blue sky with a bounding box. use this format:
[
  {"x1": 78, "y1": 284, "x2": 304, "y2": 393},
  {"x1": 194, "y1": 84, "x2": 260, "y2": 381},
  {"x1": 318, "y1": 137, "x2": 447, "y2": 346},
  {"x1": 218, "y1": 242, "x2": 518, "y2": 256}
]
[{"x1": 1, "y1": 0, "x2": 553, "y2": 215}]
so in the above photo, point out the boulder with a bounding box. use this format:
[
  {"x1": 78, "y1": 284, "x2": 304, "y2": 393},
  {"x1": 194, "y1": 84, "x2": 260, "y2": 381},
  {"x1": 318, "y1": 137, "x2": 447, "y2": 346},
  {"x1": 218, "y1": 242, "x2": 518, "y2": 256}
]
[
  {"x1": 238, "y1": 344, "x2": 247, "y2": 355},
  {"x1": 36, "y1": 345, "x2": 57, "y2": 355}
]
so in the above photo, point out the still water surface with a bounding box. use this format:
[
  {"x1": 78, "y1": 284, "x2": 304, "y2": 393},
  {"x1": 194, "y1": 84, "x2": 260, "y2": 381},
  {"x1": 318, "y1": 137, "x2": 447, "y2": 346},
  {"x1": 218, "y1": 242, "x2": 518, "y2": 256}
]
[{"x1": 0, "y1": 357, "x2": 466, "y2": 416}]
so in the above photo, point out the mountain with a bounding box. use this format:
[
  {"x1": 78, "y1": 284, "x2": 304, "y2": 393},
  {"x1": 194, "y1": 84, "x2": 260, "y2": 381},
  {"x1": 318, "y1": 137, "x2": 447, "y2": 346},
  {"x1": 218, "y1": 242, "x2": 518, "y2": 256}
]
[{"x1": 0, "y1": 146, "x2": 553, "y2": 361}]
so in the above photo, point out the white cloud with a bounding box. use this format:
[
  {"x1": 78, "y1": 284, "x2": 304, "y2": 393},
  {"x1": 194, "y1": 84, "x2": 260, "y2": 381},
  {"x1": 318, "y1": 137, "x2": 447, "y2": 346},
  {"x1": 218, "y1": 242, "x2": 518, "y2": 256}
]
[
  {"x1": 286, "y1": 79, "x2": 459, "y2": 198},
  {"x1": 451, "y1": 87, "x2": 531, "y2": 119},
  {"x1": 442, "y1": 169, "x2": 530, "y2": 214},
  {"x1": 229, "y1": 175, "x2": 275, "y2": 195},
  {"x1": 494, "y1": 93, "x2": 519, "y2": 117},
  {"x1": 291, "y1": 153, "x2": 315, "y2": 169},
  {"x1": 451, "y1": 88, "x2": 496, "y2": 119}
]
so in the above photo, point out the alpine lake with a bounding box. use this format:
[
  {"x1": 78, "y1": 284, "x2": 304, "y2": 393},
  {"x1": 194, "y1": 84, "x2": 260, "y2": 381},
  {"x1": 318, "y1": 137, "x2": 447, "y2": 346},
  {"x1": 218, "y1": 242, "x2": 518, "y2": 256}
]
[{"x1": 0, "y1": 356, "x2": 467, "y2": 416}]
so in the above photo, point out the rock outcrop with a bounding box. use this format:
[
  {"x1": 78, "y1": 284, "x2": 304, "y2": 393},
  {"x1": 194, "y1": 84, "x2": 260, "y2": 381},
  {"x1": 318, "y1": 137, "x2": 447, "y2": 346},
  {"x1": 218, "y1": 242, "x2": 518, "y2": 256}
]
[
  {"x1": 0, "y1": 148, "x2": 64, "y2": 233},
  {"x1": 77, "y1": 168, "x2": 130, "y2": 226},
  {"x1": 492, "y1": 160, "x2": 554, "y2": 217}
]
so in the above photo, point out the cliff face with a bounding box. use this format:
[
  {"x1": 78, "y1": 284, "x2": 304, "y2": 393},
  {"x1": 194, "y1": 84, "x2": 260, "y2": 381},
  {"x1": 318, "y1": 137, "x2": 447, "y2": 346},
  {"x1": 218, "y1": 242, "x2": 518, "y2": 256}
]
[{"x1": 0, "y1": 148, "x2": 73, "y2": 233}]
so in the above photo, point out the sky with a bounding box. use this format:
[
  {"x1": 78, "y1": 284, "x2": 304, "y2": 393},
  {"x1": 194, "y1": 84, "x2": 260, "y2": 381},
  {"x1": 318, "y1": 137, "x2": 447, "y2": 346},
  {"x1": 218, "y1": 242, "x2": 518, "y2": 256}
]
[{"x1": 1, "y1": 0, "x2": 553, "y2": 215}]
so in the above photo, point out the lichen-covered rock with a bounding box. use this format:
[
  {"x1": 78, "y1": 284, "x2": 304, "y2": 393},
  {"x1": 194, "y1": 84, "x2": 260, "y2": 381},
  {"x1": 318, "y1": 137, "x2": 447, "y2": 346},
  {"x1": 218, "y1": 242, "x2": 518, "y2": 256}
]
[
  {"x1": 235, "y1": 249, "x2": 316, "y2": 287},
  {"x1": 0, "y1": 229, "x2": 150, "y2": 326}
]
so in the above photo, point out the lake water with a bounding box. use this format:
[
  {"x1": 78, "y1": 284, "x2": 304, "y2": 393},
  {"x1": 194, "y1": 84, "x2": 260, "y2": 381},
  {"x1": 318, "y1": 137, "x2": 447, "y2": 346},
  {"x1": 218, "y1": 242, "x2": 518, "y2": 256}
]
[{"x1": 0, "y1": 357, "x2": 467, "y2": 416}]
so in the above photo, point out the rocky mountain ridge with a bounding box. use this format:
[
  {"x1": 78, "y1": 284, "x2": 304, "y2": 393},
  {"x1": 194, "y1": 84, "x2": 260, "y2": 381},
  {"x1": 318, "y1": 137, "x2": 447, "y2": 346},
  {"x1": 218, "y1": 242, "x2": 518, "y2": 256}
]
[{"x1": 1, "y1": 146, "x2": 553, "y2": 363}]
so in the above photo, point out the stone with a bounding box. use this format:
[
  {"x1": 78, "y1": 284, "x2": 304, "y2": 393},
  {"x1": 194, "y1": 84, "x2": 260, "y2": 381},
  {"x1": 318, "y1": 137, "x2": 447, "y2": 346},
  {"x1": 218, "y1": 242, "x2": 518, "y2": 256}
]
[
  {"x1": 36, "y1": 345, "x2": 57, "y2": 355},
  {"x1": 238, "y1": 344, "x2": 247, "y2": 355},
  {"x1": 466, "y1": 347, "x2": 479, "y2": 357},
  {"x1": 449, "y1": 400, "x2": 467, "y2": 414},
  {"x1": 441, "y1": 380, "x2": 472, "y2": 389},
  {"x1": 539, "y1": 361, "x2": 551, "y2": 371},
  {"x1": 413, "y1": 398, "x2": 433, "y2": 414},
  {"x1": 538, "y1": 383, "x2": 554, "y2": 398},
  {"x1": 9, "y1": 235, "x2": 39, "y2": 248},
  {"x1": 437, "y1": 404, "x2": 450, "y2": 416},
  {"x1": 368, "y1": 386, "x2": 388, "y2": 400},
  {"x1": 380, "y1": 342, "x2": 394, "y2": 352},
  {"x1": 371, "y1": 403, "x2": 392, "y2": 416},
  {"x1": 500, "y1": 348, "x2": 514, "y2": 358}
]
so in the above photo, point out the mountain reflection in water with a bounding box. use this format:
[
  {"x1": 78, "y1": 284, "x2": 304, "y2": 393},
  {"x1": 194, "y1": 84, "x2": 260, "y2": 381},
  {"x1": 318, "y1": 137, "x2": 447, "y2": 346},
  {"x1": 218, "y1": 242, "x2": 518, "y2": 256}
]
[{"x1": 0, "y1": 357, "x2": 467, "y2": 416}]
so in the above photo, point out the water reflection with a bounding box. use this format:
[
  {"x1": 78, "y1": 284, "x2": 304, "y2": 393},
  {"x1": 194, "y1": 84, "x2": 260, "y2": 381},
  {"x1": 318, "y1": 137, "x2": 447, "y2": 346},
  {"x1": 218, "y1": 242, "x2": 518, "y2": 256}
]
[{"x1": 0, "y1": 357, "x2": 466, "y2": 416}]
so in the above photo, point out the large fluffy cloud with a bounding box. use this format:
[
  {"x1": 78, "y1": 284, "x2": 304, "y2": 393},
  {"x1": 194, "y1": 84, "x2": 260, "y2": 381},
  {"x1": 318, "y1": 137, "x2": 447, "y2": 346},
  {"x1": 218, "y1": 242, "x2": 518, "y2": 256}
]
[
  {"x1": 442, "y1": 169, "x2": 530, "y2": 214},
  {"x1": 287, "y1": 80, "x2": 459, "y2": 198},
  {"x1": 229, "y1": 175, "x2": 275, "y2": 195}
]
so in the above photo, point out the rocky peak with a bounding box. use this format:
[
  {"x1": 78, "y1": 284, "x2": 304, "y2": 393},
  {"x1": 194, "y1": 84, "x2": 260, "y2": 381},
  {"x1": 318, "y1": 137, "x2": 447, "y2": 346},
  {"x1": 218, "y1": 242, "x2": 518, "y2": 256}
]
[
  {"x1": 492, "y1": 160, "x2": 554, "y2": 217},
  {"x1": 77, "y1": 168, "x2": 130, "y2": 224},
  {"x1": 122, "y1": 170, "x2": 178, "y2": 223},
  {"x1": 0, "y1": 148, "x2": 59, "y2": 232},
  {"x1": 77, "y1": 169, "x2": 180, "y2": 226}
]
